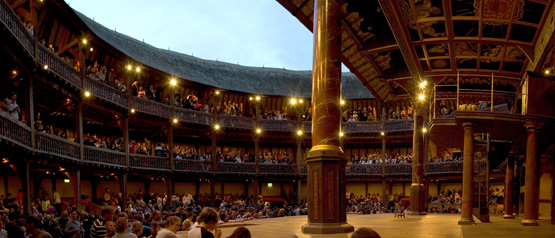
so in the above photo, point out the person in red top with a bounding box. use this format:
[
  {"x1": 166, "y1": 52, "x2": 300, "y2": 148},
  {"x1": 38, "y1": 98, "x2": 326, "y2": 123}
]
[{"x1": 17, "y1": 189, "x2": 23, "y2": 204}]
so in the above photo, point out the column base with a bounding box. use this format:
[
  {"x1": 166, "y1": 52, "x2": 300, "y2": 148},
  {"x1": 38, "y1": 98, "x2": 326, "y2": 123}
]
[
  {"x1": 301, "y1": 223, "x2": 354, "y2": 234},
  {"x1": 521, "y1": 219, "x2": 539, "y2": 226},
  {"x1": 458, "y1": 218, "x2": 475, "y2": 225},
  {"x1": 503, "y1": 214, "x2": 515, "y2": 219}
]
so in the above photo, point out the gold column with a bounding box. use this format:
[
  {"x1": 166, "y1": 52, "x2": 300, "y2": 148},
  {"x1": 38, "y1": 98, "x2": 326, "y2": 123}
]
[
  {"x1": 459, "y1": 121, "x2": 475, "y2": 225},
  {"x1": 409, "y1": 109, "x2": 426, "y2": 215},
  {"x1": 522, "y1": 121, "x2": 539, "y2": 226},
  {"x1": 503, "y1": 154, "x2": 515, "y2": 219},
  {"x1": 302, "y1": 0, "x2": 354, "y2": 234}
]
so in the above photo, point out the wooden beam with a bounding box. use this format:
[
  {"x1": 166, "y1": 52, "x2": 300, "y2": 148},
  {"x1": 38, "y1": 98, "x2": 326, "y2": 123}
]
[
  {"x1": 56, "y1": 38, "x2": 78, "y2": 55},
  {"x1": 10, "y1": 0, "x2": 27, "y2": 11}
]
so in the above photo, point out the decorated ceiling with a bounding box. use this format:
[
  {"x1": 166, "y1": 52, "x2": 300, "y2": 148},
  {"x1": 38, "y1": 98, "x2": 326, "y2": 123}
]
[{"x1": 278, "y1": 0, "x2": 555, "y2": 102}]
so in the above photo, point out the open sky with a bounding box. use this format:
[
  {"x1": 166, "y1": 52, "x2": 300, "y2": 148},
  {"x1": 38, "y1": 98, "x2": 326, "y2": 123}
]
[{"x1": 64, "y1": 0, "x2": 316, "y2": 71}]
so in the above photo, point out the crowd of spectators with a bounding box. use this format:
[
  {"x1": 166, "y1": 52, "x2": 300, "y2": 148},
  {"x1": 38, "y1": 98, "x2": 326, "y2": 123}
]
[
  {"x1": 428, "y1": 155, "x2": 462, "y2": 163},
  {"x1": 349, "y1": 152, "x2": 412, "y2": 165},
  {"x1": 0, "y1": 185, "x2": 308, "y2": 238},
  {"x1": 428, "y1": 189, "x2": 463, "y2": 205}
]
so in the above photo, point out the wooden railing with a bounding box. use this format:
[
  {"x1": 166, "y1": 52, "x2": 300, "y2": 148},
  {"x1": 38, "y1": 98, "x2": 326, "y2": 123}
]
[
  {"x1": 216, "y1": 115, "x2": 254, "y2": 130},
  {"x1": 216, "y1": 162, "x2": 256, "y2": 174},
  {"x1": 343, "y1": 121, "x2": 382, "y2": 133},
  {"x1": 173, "y1": 159, "x2": 212, "y2": 172},
  {"x1": 259, "y1": 119, "x2": 297, "y2": 131},
  {"x1": 384, "y1": 164, "x2": 412, "y2": 175},
  {"x1": 84, "y1": 77, "x2": 127, "y2": 107},
  {"x1": 131, "y1": 97, "x2": 172, "y2": 118},
  {"x1": 35, "y1": 132, "x2": 80, "y2": 161},
  {"x1": 302, "y1": 121, "x2": 312, "y2": 133},
  {"x1": 38, "y1": 47, "x2": 82, "y2": 88},
  {"x1": 175, "y1": 108, "x2": 212, "y2": 125},
  {"x1": 426, "y1": 161, "x2": 463, "y2": 175},
  {"x1": 259, "y1": 164, "x2": 298, "y2": 175},
  {"x1": 0, "y1": 113, "x2": 31, "y2": 148},
  {"x1": 130, "y1": 154, "x2": 170, "y2": 171},
  {"x1": 385, "y1": 119, "x2": 414, "y2": 132},
  {"x1": 346, "y1": 164, "x2": 382, "y2": 175},
  {"x1": 0, "y1": 0, "x2": 34, "y2": 54},
  {"x1": 83, "y1": 146, "x2": 126, "y2": 167}
]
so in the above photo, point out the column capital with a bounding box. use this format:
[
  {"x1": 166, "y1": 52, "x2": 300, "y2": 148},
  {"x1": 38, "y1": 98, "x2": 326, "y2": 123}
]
[
  {"x1": 524, "y1": 120, "x2": 542, "y2": 131},
  {"x1": 462, "y1": 121, "x2": 476, "y2": 129}
]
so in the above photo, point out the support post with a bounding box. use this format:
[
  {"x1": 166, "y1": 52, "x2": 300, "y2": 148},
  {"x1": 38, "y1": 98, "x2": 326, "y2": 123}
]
[
  {"x1": 120, "y1": 173, "x2": 127, "y2": 210},
  {"x1": 70, "y1": 170, "x2": 81, "y2": 212},
  {"x1": 504, "y1": 154, "x2": 515, "y2": 219},
  {"x1": 301, "y1": 0, "x2": 353, "y2": 234},
  {"x1": 459, "y1": 121, "x2": 476, "y2": 225},
  {"x1": 522, "y1": 121, "x2": 540, "y2": 226},
  {"x1": 409, "y1": 108, "x2": 426, "y2": 215}
]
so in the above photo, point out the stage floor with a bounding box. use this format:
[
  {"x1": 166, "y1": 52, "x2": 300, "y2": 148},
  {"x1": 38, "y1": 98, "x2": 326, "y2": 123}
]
[{"x1": 215, "y1": 213, "x2": 554, "y2": 238}]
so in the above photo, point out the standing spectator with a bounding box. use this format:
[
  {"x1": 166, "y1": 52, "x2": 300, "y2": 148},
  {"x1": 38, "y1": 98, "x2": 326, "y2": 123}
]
[
  {"x1": 104, "y1": 188, "x2": 111, "y2": 204},
  {"x1": 91, "y1": 206, "x2": 115, "y2": 238},
  {"x1": 0, "y1": 221, "x2": 7, "y2": 238},
  {"x1": 156, "y1": 216, "x2": 180, "y2": 238},
  {"x1": 188, "y1": 208, "x2": 221, "y2": 238},
  {"x1": 25, "y1": 215, "x2": 52, "y2": 238},
  {"x1": 8, "y1": 93, "x2": 19, "y2": 120},
  {"x1": 52, "y1": 189, "x2": 62, "y2": 215},
  {"x1": 64, "y1": 210, "x2": 83, "y2": 238},
  {"x1": 113, "y1": 217, "x2": 136, "y2": 238}
]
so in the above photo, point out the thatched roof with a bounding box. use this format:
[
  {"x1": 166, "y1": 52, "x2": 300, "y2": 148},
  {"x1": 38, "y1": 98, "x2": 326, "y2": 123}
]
[{"x1": 74, "y1": 10, "x2": 374, "y2": 99}]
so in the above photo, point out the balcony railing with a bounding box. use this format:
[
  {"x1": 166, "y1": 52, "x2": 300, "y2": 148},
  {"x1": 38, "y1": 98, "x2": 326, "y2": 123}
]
[
  {"x1": 38, "y1": 47, "x2": 83, "y2": 88},
  {"x1": 84, "y1": 77, "x2": 127, "y2": 107},
  {"x1": 343, "y1": 121, "x2": 382, "y2": 133},
  {"x1": 217, "y1": 115, "x2": 254, "y2": 130},
  {"x1": 83, "y1": 146, "x2": 126, "y2": 167},
  {"x1": 0, "y1": 113, "x2": 31, "y2": 148},
  {"x1": 384, "y1": 164, "x2": 412, "y2": 175},
  {"x1": 259, "y1": 164, "x2": 298, "y2": 175},
  {"x1": 385, "y1": 119, "x2": 414, "y2": 132},
  {"x1": 131, "y1": 97, "x2": 172, "y2": 118},
  {"x1": 0, "y1": 0, "x2": 34, "y2": 54},
  {"x1": 130, "y1": 154, "x2": 170, "y2": 171},
  {"x1": 426, "y1": 161, "x2": 463, "y2": 175},
  {"x1": 175, "y1": 108, "x2": 212, "y2": 125},
  {"x1": 35, "y1": 132, "x2": 80, "y2": 161},
  {"x1": 216, "y1": 162, "x2": 256, "y2": 175},
  {"x1": 259, "y1": 119, "x2": 297, "y2": 132},
  {"x1": 302, "y1": 121, "x2": 312, "y2": 133},
  {"x1": 173, "y1": 159, "x2": 212, "y2": 172},
  {"x1": 346, "y1": 164, "x2": 382, "y2": 175}
]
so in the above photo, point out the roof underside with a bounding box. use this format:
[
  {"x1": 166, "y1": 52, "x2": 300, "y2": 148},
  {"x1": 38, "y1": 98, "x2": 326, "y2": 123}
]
[{"x1": 278, "y1": 0, "x2": 555, "y2": 102}]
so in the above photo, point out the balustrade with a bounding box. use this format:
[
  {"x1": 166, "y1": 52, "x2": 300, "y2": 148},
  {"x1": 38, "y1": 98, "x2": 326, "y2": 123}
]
[
  {"x1": 259, "y1": 164, "x2": 298, "y2": 175},
  {"x1": 216, "y1": 115, "x2": 254, "y2": 130},
  {"x1": 384, "y1": 164, "x2": 412, "y2": 175},
  {"x1": 0, "y1": 113, "x2": 31, "y2": 148},
  {"x1": 0, "y1": 0, "x2": 34, "y2": 54},
  {"x1": 385, "y1": 119, "x2": 414, "y2": 132},
  {"x1": 259, "y1": 119, "x2": 297, "y2": 132},
  {"x1": 173, "y1": 159, "x2": 212, "y2": 172},
  {"x1": 37, "y1": 47, "x2": 82, "y2": 88},
  {"x1": 426, "y1": 161, "x2": 463, "y2": 175},
  {"x1": 346, "y1": 164, "x2": 382, "y2": 175},
  {"x1": 302, "y1": 121, "x2": 312, "y2": 133},
  {"x1": 130, "y1": 154, "x2": 170, "y2": 171},
  {"x1": 35, "y1": 132, "x2": 79, "y2": 161},
  {"x1": 175, "y1": 108, "x2": 212, "y2": 125},
  {"x1": 83, "y1": 146, "x2": 126, "y2": 167},
  {"x1": 216, "y1": 162, "x2": 256, "y2": 175},
  {"x1": 131, "y1": 97, "x2": 172, "y2": 118},
  {"x1": 342, "y1": 121, "x2": 382, "y2": 133},
  {"x1": 84, "y1": 77, "x2": 127, "y2": 107}
]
